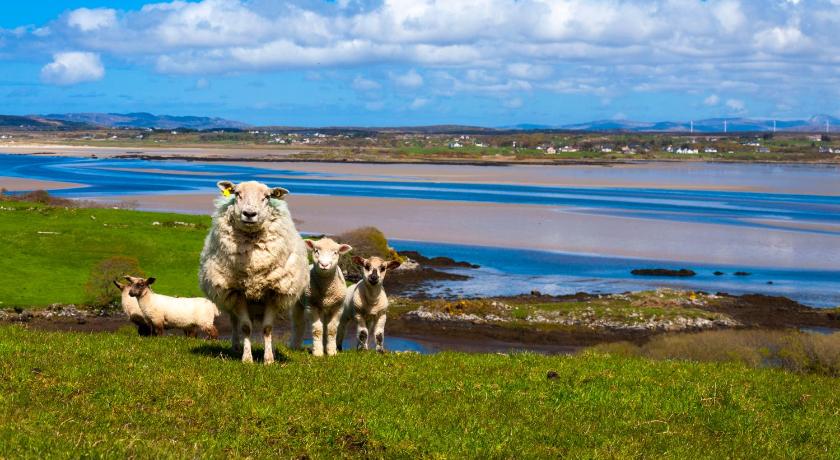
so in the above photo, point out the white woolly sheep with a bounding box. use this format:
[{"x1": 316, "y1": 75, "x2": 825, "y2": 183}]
[
  {"x1": 198, "y1": 180, "x2": 309, "y2": 363},
  {"x1": 124, "y1": 276, "x2": 219, "y2": 339},
  {"x1": 301, "y1": 237, "x2": 352, "y2": 356},
  {"x1": 337, "y1": 256, "x2": 401, "y2": 353},
  {"x1": 113, "y1": 279, "x2": 152, "y2": 336}
]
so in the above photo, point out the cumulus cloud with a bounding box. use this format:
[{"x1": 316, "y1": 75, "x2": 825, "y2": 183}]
[
  {"x1": 392, "y1": 69, "x2": 423, "y2": 87},
  {"x1": 66, "y1": 8, "x2": 116, "y2": 32},
  {"x1": 409, "y1": 97, "x2": 429, "y2": 109},
  {"x1": 352, "y1": 75, "x2": 381, "y2": 91},
  {"x1": 40, "y1": 52, "x2": 104, "y2": 85},
  {"x1": 726, "y1": 98, "x2": 746, "y2": 112},
  {"x1": 704, "y1": 94, "x2": 720, "y2": 106}
]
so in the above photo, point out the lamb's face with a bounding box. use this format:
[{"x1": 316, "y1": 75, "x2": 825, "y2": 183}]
[
  {"x1": 217, "y1": 180, "x2": 288, "y2": 231},
  {"x1": 353, "y1": 256, "x2": 401, "y2": 286},
  {"x1": 306, "y1": 238, "x2": 352, "y2": 273},
  {"x1": 125, "y1": 276, "x2": 156, "y2": 298}
]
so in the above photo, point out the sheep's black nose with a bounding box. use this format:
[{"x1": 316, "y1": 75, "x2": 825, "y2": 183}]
[{"x1": 242, "y1": 210, "x2": 257, "y2": 219}]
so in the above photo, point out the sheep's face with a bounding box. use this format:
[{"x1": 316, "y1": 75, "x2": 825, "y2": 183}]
[
  {"x1": 217, "y1": 180, "x2": 288, "y2": 231},
  {"x1": 306, "y1": 238, "x2": 352, "y2": 273},
  {"x1": 353, "y1": 256, "x2": 401, "y2": 286},
  {"x1": 125, "y1": 276, "x2": 156, "y2": 298}
]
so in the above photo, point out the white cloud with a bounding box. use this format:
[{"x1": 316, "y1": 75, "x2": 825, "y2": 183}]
[
  {"x1": 726, "y1": 98, "x2": 746, "y2": 112},
  {"x1": 503, "y1": 97, "x2": 523, "y2": 109},
  {"x1": 40, "y1": 52, "x2": 105, "y2": 85},
  {"x1": 704, "y1": 94, "x2": 720, "y2": 106},
  {"x1": 392, "y1": 69, "x2": 423, "y2": 87},
  {"x1": 195, "y1": 78, "x2": 209, "y2": 89},
  {"x1": 66, "y1": 8, "x2": 116, "y2": 32},
  {"x1": 409, "y1": 97, "x2": 429, "y2": 109},
  {"x1": 352, "y1": 75, "x2": 381, "y2": 91},
  {"x1": 507, "y1": 63, "x2": 552, "y2": 80}
]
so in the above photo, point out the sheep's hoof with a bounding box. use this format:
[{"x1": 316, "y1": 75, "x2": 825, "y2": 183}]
[
  {"x1": 241, "y1": 354, "x2": 254, "y2": 364},
  {"x1": 376, "y1": 348, "x2": 386, "y2": 354}
]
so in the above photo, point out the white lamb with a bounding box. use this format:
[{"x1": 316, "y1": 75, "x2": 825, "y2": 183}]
[
  {"x1": 337, "y1": 256, "x2": 401, "y2": 353},
  {"x1": 301, "y1": 237, "x2": 352, "y2": 356},
  {"x1": 199, "y1": 180, "x2": 309, "y2": 363},
  {"x1": 124, "y1": 276, "x2": 219, "y2": 339},
  {"x1": 113, "y1": 279, "x2": 152, "y2": 336}
]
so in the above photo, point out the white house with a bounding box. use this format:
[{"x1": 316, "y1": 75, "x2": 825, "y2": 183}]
[
  {"x1": 704, "y1": 147, "x2": 718, "y2": 153},
  {"x1": 449, "y1": 141, "x2": 463, "y2": 148},
  {"x1": 545, "y1": 146, "x2": 557, "y2": 154}
]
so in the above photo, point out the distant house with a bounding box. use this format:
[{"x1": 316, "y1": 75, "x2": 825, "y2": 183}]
[
  {"x1": 704, "y1": 147, "x2": 718, "y2": 153},
  {"x1": 448, "y1": 141, "x2": 463, "y2": 148},
  {"x1": 545, "y1": 146, "x2": 557, "y2": 154},
  {"x1": 676, "y1": 147, "x2": 699, "y2": 154},
  {"x1": 559, "y1": 145, "x2": 578, "y2": 153},
  {"x1": 474, "y1": 142, "x2": 488, "y2": 148},
  {"x1": 599, "y1": 145, "x2": 613, "y2": 153},
  {"x1": 808, "y1": 135, "x2": 822, "y2": 142},
  {"x1": 756, "y1": 147, "x2": 770, "y2": 153},
  {"x1": 819, "y1": 146, "x2": 835, "y2": 154}
]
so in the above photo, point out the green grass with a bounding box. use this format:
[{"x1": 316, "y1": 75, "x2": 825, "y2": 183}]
[
  {"x1": 0, "y1": 201, "x2": 209, "y2": 307},
  {"x1": 1, "y1": 325, "x2": 840, "y2": 458}
]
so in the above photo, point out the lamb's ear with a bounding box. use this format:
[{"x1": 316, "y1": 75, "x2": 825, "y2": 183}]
[
  {"x1": 113, "y1": 280, "x2": 124, "y2": 290},
  {"x1": 352, "y1": 256, "x2": 366, "y2": 266},
  {"x1": 146, "y1": 277, "x2": 156, "y2": 286},
  {"x1": 304, "y1": 239, "x2": 315, "y2": 251},
  {"x1": 270, "y1": 187, "x2": 289, "y2": 199},
  {"x1": 217, "y1": 181, "x2": 235, "y2": 194},
  {"x1": 338, "y1": 244, "x2": 353, "y2": 254},
  {"x1": 386, "y1": 260, "x2": 402, "y2": 270},
  {"x1": 123, "y1": 275, "x2": 134, "y2": 283}
]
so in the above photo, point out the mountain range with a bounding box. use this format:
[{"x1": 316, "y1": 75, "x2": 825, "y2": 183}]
[{"x1": 0, "y1": 112, "x2": 838, "y2": 133}]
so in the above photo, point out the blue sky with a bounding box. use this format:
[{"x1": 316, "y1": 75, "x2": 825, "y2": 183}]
[{"x1": 0, "y1": 0, "x2": 838, "y2": 126}]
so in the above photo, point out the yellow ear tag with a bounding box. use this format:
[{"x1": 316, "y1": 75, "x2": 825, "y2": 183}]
[{"x1": 222, "y1": 188, "x2": 231, "y2": 198}]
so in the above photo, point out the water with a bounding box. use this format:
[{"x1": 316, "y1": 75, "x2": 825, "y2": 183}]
[
  {"x1": 391, "y1": 240, "x2": 840, "y2": 307},
  {"x1": 2, "y1": 153, "x2": 838, "y2": 307},
  {"x1": 303, "y1": 337, "x2": 430, "y2": 353}
]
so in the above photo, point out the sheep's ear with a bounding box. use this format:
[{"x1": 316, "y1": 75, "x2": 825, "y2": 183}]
[
  {"x1": 146, "y1": 277, "x2": 156, "y2": 286},
  {"x1": 113, "y1": 280, "x2": 124, "y2": 290},
  {"x1": 352, "y1": 256, "x2": 366, "y2": 266},
  {"x1": 270, "y1": 187, "x2": 289, "y2": 199},
  {"x1": 217, "y1": 181, "x2": 235, "y2": 194},
  {"x1": 386, "y1": 260, "x2": 402, "y2": 270},
  {"x1": 123, "y1": 275, "x2": 134, "y2": 283},
  {"x1": 338, "y1": 244, "x2": 352, "y2": 254},
  {"x1": 304, "y1": 239, "x2": 315, "y2": 251}
]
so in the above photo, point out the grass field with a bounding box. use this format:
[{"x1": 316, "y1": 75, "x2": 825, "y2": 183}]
[
  {"x1": 0, "y1": 201, "x2": 210, "y2": 307},
  {"x1": 1, "y1": 325, "x2": 840, "y2": 458}
]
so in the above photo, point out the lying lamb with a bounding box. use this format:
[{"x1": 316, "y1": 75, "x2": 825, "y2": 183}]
[
  {"x1": 337, "y1": 256, "x2": 401, "y2": 353},
  {"x1": 125, "y1": 276, "x2": 219, "y2": 339},
  {"x1": 301, "y1": 237, "x2": 352, "y2": 356},
  {"x1": 113, "y1": 279, "x2": 152, "y2": 336}
]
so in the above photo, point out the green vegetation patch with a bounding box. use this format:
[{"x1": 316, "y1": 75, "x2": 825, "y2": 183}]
[{"x1": 1, "y1": 325, "x2": 840, "y2": 457}]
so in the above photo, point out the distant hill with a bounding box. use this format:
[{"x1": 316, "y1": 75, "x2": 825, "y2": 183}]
[
  {"x1": 558, "y1": 115, "x2": 840, "y2": 133},
  {"x1": 0, "y1": 115, "x2": 92, "y2": 130},
  {"x1": 41, "y1": 112, "x2": 251, "y2": 130}
]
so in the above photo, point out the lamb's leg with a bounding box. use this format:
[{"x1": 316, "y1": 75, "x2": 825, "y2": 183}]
[
  {"x1": 356, "y1": 315, "x2": 369, "y2": 351},
  {"x1": 336, "y1": 313, "x2": 348, "y2": 352},
  {"x1": 236, "y1": 304, "x2": 253, "y2": 363},
  {"x1": 289, "y1": 302, "x2": 305, "y2": 350},
  {"x1": 373, "y1": 314, "x2": 387, "y2": 353},
  {"x1": 311, "y1": 309, "x2": 324, "y2": 357},
  {"x1": 262, "y1": 307, "x2": 277, "y2": 365},
  {"x1": 325, "y1": 309, "x2": 342, "y2": 356},
  {"x1": 229, "y1": 312, "x2": 242, "y2": 354}
]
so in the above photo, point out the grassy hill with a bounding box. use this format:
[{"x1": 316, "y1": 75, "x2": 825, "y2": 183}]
[{"x1": 1, "y1": 325, "x2": 839, "y2": 458}]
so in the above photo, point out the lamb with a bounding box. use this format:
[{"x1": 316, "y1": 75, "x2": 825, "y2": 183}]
[
  {"x1": 199, "y1": 180, "x2": 309, "y2": 363},
  {"x1": 337, "y1": 256, "x2": 401, "y2": 353},
  {"x1": 113, "y1": 279, "x2": 152, "y2": 336},
  {"x1": 301, "y1": 237, "x2": 352, "y2": 356},
  {"x1": 124, "y1": 276, "x2": 219, "y2": 339}
]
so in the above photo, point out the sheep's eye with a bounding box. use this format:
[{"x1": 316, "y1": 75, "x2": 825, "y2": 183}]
[
  {"x1": 265, "y1": 194, "x2": 270, "y2": 200},
  {"x1": 364, "y1": 264, "x2": 371, "y2": 270}
]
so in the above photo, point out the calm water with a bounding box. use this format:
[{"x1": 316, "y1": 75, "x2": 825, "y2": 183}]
[{"x1": 2, "y1": 153, "x2": 838, "y2": 306}]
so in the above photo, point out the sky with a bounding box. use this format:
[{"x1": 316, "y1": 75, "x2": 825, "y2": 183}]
[{"x1": 0, "y1": 0, "x2": 839, "y2": 127}]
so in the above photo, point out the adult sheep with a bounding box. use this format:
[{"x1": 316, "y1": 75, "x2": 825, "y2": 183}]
[{"x1": 199, "y1": 180, "x2": 309, "y2": 363}]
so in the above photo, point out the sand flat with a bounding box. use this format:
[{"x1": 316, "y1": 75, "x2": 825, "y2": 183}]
[
  {"x1": 0, "y1": 177, "x2": 85, "y2": 191},
  {"x1": 92, "y1": 191, "x2": 840, "y2": 270}
]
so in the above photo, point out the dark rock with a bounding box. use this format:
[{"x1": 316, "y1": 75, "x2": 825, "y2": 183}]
[
  {"x1": 398, "y1": 250, "x2": 479, "y2": 269},
  {"x1": 631, "y1": 268, "x2": 696, "y2": 277},
  {"x1": 766, "y1": 281, "x2": 774, "y2": 285},
  {"x1": 77, "y1": 317, "x2": 87, "y2": 325},
  {"x1": 531, "y1": 290, "x2": 542, "y2": 297},
  {"x1": 734, "y1": 271, "x2": 751, "y2": 276},
  {"x1": 13, "y1": 307, "x2": 23, "y2": 314},
  {"x1": 713, "y1": 271, "x2": 725, "y2": 276},
  {"x1": 546, "y1": 371, "x2": 559, "y2": 380}
]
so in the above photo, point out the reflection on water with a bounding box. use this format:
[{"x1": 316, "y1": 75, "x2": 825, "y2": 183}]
[{"x1": 303, "y1": 337, "x2": 430, "y2": 354}]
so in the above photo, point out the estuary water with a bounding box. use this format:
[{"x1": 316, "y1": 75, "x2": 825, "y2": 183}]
[{"x1": 1, "y1": 153, "x2": 838, "y2": 306}]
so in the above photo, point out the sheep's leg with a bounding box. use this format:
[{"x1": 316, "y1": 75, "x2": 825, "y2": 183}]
[
  {"x1": 336, "y1": 313, "x2": 348, "y2": 352},
  {"x1": 311, "y1": 309, "x2": 325, "y2": 357},
  {"x1": 373, "y1": 314, "x2": 387, "y2": 354},
  {"x1": 356, "y1": 315, "x2": 369, "y2": 351},
  {"x1": 325, "y1": 309, "x2": 341, "y2": 356},
  {"x1": 203, "y1": 325, "x2": 219, "y2": 340},
  {"x1": 262, "y1": 307, "x2": 277, "y2": 365},
  {"x1": 236, "y1": 304, "x2": 254, "y2": 363},
  {"x1": 289, "y1": 302, "x2": 305, "y2": 350},
  {"x1": 185, "y1": 327, "x2": 197, "y2": 338},
  {"x1": 229, "y1": 312, "x2": 242, "y2": 355}
]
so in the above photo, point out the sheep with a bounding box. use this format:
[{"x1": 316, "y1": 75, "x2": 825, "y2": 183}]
[
  {"x1": 113, "y1": 279, "x2": 152, "y2": 336},
  {"x1": 199, "y1": 180, "x2": 309, "y2": 364},
  {"x1": 337, "y1": 256, "x2": 401, "y2": 353},
  {"x1": 124, "y1": 276, "x2": 219, "y2": 339},
  {"x1": 302, "y1": 237, "x2": 352, "y2": 356}
]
